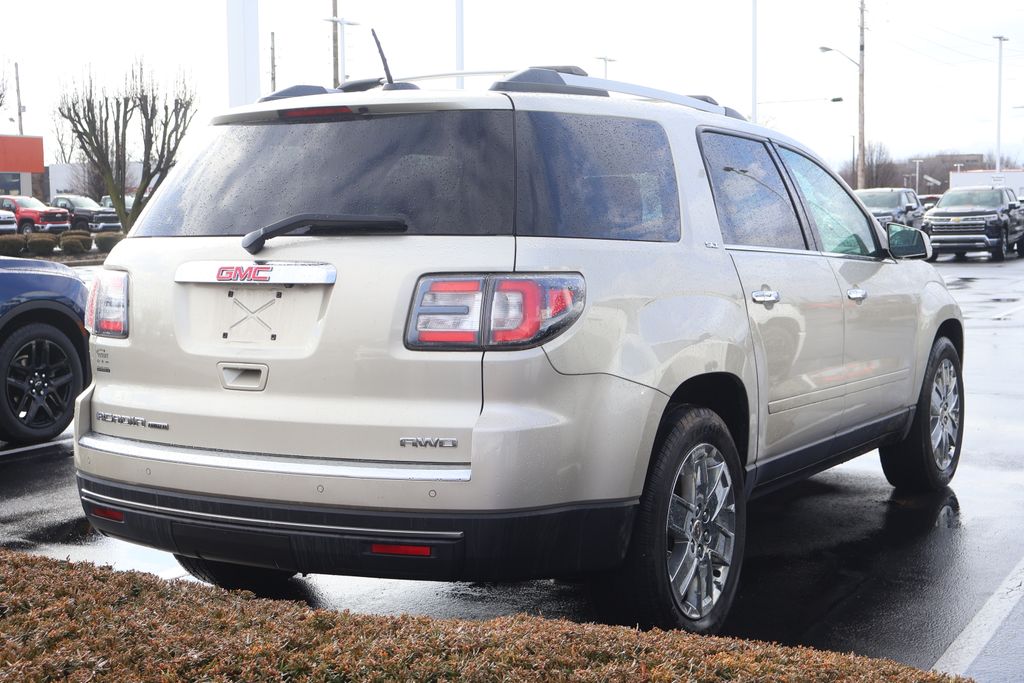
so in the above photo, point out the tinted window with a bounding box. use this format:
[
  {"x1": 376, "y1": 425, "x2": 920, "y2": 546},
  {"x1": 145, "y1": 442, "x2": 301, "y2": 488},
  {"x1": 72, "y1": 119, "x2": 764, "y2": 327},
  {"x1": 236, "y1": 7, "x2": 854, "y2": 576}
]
[
  {"x1": 778, "y1": 147, "x2": 878, "y2": 257},
  {"x1": 700, "y1": 132, "x2": 805, "y2": 249},
  {"x1": 516, "y1": 112, "x2": 680, "y2": 241},
  {"x1": 133, "y1": 110, "x2": 514, "y2": 237}
]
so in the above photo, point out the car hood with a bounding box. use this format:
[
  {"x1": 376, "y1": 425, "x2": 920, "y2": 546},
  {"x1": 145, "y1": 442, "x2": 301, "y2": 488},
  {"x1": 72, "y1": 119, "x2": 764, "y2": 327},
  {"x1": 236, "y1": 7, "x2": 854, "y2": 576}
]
[{"x1": 928, "y1": 207, "x2": 999, "y2": 217}]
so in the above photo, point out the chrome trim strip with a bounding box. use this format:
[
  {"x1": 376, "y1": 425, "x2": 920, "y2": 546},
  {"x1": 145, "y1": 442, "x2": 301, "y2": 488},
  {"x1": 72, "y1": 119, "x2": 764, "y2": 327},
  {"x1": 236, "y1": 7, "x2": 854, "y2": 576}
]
[
  {"x1": 174, "y1": 260, "x2": 337, "y2": 285},
  {"x1": 80, "y1": 488, "x2": 465, "y2": 540},
  {"x1": 79, "y1": 433, "x2": 472, "y2": 482}
]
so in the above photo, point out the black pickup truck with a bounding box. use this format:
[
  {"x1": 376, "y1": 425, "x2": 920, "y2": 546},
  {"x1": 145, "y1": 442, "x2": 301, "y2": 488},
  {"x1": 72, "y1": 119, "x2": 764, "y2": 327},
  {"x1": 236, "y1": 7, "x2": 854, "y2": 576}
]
[
  {"x1": 51, "y1": 195, "x2": 122, "y2": 233},
  {"x1": 923, "y1": 186, "x2": 1024, "y2": 261}
]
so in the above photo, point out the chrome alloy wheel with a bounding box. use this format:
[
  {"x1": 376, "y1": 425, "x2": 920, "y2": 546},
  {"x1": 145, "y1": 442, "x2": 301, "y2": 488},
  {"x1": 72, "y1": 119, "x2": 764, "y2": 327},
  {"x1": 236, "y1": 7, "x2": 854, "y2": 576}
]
[
  {"x1": 665, "y1": 442, "x2": 736, "y2": 620},
  {"x1": 930, "y1": 358, "x2": 960, "y2": 470}
]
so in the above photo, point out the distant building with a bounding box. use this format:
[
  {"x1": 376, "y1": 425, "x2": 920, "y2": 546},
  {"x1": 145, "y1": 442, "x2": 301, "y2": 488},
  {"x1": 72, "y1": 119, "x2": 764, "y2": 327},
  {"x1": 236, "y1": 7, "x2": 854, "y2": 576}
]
[
  {"x1": 0, "y1": 135, "x2": 45, "y2": 195},
  {"x1": 47, "y1": 162, "x2": 144, "y2": 201}
]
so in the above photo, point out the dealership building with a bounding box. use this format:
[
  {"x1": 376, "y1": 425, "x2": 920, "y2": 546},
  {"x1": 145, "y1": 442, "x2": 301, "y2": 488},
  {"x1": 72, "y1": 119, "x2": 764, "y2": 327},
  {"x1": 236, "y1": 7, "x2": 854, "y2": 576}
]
[{"x1": 0, "y1": 135, "x2": 44, "y2": 196}]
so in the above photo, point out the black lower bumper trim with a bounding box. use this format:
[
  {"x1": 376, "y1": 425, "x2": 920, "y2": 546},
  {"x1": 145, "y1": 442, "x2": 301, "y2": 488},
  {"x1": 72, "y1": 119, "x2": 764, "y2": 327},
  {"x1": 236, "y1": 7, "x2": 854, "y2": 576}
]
[{"x1": 77, "y1": 473, "x2": 636, "y2": 581}]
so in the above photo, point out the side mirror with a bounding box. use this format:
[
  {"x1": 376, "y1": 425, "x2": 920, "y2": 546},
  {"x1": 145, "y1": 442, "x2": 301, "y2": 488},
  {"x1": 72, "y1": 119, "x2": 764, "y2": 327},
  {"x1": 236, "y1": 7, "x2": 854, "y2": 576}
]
[
  {"x1": 905, "y1": 204, "x2": 915, "y2": 212},
  {"x1": 887, "y1": 223, "x2": 931, "y2": 260},
  {"x1": 1010, "y1": 203, "x2": 1019, "y2": 210}
]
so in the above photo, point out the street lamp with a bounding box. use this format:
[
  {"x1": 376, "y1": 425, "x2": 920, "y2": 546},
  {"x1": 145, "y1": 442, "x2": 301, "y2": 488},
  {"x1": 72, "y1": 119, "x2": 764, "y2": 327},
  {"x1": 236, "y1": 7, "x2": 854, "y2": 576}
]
[
  {"x1": 994, "y1": 36, "x2": 1009, "y2": 172},
  {"x1": 912, "y1": 159, "x2": 924, "y2": 194},
  {"x1": 324, "y1": 16, "x2": 360, "y2": 87},
  {"x1": 596, "y1": 56, "x2": 616, "y2": 79},
  {"x1": 820, "y1": 43, "x2": 865, "y2": 189}
]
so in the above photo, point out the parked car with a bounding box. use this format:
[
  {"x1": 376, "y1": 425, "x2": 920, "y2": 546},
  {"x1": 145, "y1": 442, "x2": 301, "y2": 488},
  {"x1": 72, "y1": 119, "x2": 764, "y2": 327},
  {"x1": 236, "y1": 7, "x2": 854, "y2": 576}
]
[
  {"x1": 100, "y1": 195, "x2": 134, "y2": 212},
  {"x1": 922, "y1": 186, "x2": 1023, "y2": 261},
  {"x1": 0, "y1": 195, "x2": 71, "y2": 235},
  {"x1": 0, "y1": 209, "x2": 16, "y2": 234},
  {"x1": 0, "y1": 257, "x2": 88, "y2": 444},
  {"x1": 919, "y1": 193, "x2": 943, "y2": 211},
  {"x1": 51, "y1": 195, "x2": 121, "y2": 233},
  {"x1": 75, "y1": 67, "x2": 964, "y2": 634},
  {"x1": 855, "y1": 187, "x2": 924, "y2": 228}
]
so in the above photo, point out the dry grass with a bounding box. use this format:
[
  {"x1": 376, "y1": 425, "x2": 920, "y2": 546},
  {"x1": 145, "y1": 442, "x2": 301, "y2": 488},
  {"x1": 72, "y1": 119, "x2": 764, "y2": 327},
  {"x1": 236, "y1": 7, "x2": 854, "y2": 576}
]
[{"x1": 0, "y1": 549, "x2": 963, "y2": 682}]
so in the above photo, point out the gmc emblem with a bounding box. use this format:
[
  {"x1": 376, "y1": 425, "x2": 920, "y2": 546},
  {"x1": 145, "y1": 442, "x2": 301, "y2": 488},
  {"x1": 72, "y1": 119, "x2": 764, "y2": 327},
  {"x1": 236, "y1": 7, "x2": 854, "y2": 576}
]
[
  {"x1": 216, "y1": 265, "x2": 272, "y2": 282},
  {"x1": 399, "y1": 437, "x2": 458, "y2": 448}
]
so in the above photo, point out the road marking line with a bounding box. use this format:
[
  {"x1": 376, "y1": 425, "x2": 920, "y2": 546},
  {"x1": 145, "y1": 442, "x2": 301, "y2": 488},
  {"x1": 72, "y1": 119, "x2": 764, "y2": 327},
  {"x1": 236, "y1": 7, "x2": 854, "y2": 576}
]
[
  {"x1": 0, "y1": 437, "x2": 73, "y2": 457},
  {"x1": 933, "y1": 553, "x2": 1024, "y2": 675}
]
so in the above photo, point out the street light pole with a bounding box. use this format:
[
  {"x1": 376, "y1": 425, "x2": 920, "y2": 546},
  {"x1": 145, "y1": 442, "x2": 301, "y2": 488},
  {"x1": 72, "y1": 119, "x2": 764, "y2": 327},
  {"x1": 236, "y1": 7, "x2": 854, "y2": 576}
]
[
  {"x1": 596, "y1": 56, "x2": 616, "y2": 79},
  {"x1": 820, "y1": 4, "x2": 866, "y2": 190},
  {"x1": 331, "y1": 0, "x2": 339, "y2": 88},
  {"x1": 14, "y1": 62, "x2": 23, "y2": 136},
  {"x1": 325, "y1": 15, "x2": 360, "y2": 86},
  {"x1": 857, "y1": 0, "x2": 866, "y2": 190},
  {"x1": 994, "y1": 35, "x2": 1008, "y2": 172},
  {"x1": 455, "y1": 0, "x2": 464, "y2": 89},
  {"x1": 751, "y1": 0, "x2": 757, "y2": 125},
  {"x1": 912, "y1": 159, "x2": 924, "y2": 194}
]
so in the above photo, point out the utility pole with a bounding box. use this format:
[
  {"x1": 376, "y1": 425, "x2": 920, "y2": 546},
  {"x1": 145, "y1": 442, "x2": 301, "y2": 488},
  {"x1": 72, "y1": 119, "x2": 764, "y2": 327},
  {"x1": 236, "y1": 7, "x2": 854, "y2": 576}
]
[
  {"x1": 751, "y1": 0, "x2": 757, "y2": 124},
  {"x1": 14, "y1": 62, "x2": 23, "y2": 135},
  {"x1": 994, "y1": 35, "x2": 1008, "y2": 172},
  {"x1": 331, "y1": 0, "x2": 339, "y2": 88},
  {"x1": 270, "y1": 32, "x2": 277, "y2": 91},
  {"x1": 455, "y1": 0, "x2": 464, "y2": 89},
  {"x1": 856, "y1": 0, "x2": 866, "y2": 190},
  {"x1": 912, "y1": 159, "x2": 924, "y2": 194}
]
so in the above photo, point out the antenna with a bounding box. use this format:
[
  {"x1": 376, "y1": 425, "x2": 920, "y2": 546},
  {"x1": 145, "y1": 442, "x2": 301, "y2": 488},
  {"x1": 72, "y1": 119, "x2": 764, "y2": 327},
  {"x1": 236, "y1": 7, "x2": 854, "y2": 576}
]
[{"x1": 371, "y1": 29, "x2": 394, "y2": 85}]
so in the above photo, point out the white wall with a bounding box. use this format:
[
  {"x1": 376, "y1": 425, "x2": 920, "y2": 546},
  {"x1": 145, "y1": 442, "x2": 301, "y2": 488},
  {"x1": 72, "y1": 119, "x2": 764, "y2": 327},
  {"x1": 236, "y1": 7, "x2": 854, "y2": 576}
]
[{"x1": 949, "y1": 171, "x2": 1024, "y2": 199}]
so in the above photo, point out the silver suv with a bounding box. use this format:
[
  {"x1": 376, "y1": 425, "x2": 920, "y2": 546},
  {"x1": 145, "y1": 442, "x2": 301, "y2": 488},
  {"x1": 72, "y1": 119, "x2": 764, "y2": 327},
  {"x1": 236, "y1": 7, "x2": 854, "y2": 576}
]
[{"x1": 75, "y1": 68, "x2": 964, "y2": 634}]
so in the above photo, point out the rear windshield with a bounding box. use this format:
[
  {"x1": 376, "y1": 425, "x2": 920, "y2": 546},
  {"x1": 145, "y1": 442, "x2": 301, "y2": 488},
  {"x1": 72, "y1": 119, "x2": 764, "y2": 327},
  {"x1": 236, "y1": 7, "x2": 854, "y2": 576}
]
[
  {"x1": 936, "y1": 189, "x2": 1002, "y2": 209},
  {"x1": 856, "y1": 191, "x2": 900, "y2": 209},
  {"x1": 132, "y1": 110, "x2": 515, "y2": 237}
]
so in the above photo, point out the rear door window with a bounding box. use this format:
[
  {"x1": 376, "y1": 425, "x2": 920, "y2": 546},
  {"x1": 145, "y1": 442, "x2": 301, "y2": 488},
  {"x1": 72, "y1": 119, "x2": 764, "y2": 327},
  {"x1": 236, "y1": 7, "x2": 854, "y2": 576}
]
[
  {"x1": 699, "y1": 132, "x2": 807, "y2": 250},
  {"x1": 515, "y1": 112, "x2": 681, "y2": 242},
  {"x1": 132, "y1": 110, "x2": 515, "y2": 237}
]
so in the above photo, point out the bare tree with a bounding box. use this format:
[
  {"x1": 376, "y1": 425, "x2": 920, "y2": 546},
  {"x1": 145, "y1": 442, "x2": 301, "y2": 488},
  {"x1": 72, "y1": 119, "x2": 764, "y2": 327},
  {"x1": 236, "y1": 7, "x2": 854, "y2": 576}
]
[
  {"x1": 52, "y1": 113, "x2": 78, "y2": 165},
  {"x1": 72, "y1": 152, "x2": 107, "y2": 201},
  {"x1": 0, "y1": 73, "x2": 6, "y2": 110},
  {"x1": 56, "y1": 63, "x2": 197, "y2": 229},
  {"x1": 863, "y1": 142, "x2": 900, "y2": 188}
]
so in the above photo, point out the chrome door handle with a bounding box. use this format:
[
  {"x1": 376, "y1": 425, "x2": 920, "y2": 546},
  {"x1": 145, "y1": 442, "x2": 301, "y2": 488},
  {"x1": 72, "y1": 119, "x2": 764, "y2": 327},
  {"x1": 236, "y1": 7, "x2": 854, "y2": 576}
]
[
  {"x1": 751, "y1": 289, "x2": 781, "y2": 305},
  {"x1": 847, "y1": 288, "x2": 868, "y2": 301}
]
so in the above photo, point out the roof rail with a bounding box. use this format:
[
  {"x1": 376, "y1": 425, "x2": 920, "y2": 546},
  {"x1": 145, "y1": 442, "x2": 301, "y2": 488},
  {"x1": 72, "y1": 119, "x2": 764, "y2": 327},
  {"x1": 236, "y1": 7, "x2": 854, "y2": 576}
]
[{"x1": 489, "y1": 68, "x2": 747, "y2": 120}]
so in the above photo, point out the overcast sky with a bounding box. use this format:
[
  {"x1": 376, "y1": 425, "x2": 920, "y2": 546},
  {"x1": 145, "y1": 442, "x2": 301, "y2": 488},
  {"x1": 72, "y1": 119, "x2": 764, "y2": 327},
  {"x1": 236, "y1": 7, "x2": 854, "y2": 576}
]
[{"x1": 2, "y1": 0, "x2": 1023, "y2": 171}]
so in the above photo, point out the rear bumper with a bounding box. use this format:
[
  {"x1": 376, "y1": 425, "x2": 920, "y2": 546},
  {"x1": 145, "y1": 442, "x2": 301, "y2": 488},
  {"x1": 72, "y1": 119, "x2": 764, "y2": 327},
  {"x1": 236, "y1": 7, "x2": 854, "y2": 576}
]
[{"x1": 77, "y1": 472, "x2": 635, "y2": 581}]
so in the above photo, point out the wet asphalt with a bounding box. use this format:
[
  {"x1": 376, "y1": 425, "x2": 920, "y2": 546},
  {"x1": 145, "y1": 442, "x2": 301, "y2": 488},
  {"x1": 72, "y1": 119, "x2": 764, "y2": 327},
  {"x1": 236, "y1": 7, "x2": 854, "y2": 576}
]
[{"x1": 3, "y1": 254, "x2": 1024, "y2": 681}]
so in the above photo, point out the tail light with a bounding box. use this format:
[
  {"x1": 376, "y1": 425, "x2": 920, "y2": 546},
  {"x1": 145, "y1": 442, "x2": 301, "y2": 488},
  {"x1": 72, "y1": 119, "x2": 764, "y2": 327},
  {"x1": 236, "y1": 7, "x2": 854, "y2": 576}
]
[
  {"x1": 406, "y1": 273, "x2": 585, "y2": 350},
  {"x1": 85, "y1": 270, "x2": 130, "y2": 338}
]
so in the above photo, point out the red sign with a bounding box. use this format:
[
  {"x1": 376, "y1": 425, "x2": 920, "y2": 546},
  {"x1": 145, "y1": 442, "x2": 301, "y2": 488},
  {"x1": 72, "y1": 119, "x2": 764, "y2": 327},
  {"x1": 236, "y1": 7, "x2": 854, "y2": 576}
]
[{"x1": 216, "y1": 265, "x2": 272, "y2": 282}]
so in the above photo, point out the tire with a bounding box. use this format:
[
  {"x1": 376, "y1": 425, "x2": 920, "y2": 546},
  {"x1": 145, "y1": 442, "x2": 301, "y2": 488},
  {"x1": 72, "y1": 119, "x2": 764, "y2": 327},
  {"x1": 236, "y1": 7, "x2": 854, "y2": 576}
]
[
  {"x1": 879, "y1": 337, "x2": 963, "y2": 493},
  {"x1": 174, "y1": 554, "x2": 296, "y2": 590},
  {"x1": 990, "y1": 230, "x2": 1008, "y2": 262},
  {"x1": 0, "y1": 323, "x2": 84, "y2": 444},
  {"x1": 73, "y1": 219, "x2": 89, "y2": 232},
  {"x1": 1017, "y1": 237, "x2": 1024, "y2": 255},
  {"x1": 926, "y1": 251, "x2": 938, "y2": 263},
  {"x1": 18, "y1": 221, "x2": 33, "y2": 235},
  {"x1": 954, "y1": 252, "x2": 968, "y2": 261},
  {"x1": 590, "y1": 405, "x2": 746, "y2": 633}
]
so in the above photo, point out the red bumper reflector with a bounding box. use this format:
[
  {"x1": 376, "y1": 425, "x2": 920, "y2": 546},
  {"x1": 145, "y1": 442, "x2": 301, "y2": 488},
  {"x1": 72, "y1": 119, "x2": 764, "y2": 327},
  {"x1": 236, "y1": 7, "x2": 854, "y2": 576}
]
[
  {"x1": 91, "y1": 505, "x2": 125, "y2": 522},
  {"x1": 371, "y1": 543, "x2": 431, "y2": 557}
]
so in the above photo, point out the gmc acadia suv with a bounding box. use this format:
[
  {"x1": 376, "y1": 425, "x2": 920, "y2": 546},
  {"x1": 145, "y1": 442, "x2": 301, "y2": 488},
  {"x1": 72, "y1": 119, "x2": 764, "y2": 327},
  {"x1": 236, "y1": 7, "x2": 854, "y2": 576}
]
[{"x1": 75, "y1": 68, "x2": 964, "y2": 634}]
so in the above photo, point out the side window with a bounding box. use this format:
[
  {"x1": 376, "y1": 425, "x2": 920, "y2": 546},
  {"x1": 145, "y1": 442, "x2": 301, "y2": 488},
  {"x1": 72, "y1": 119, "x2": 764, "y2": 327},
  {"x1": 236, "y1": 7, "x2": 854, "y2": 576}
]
[
  {"x1": 515, "y1": 112, "x2": 681, "y2": 242},
  {"x1": 699, "y1": 132, "x2": 806, "y2": 250},
  {"x1": 778, "y1": 147, "x2": 879, "y2": 257}
]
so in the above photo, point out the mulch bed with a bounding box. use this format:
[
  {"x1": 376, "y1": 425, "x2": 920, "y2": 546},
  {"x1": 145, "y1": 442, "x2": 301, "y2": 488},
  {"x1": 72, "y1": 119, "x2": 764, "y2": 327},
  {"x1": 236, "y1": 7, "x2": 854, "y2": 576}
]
[{"x1": 0, "y1": 549, "x2": 963, "y2": 682}]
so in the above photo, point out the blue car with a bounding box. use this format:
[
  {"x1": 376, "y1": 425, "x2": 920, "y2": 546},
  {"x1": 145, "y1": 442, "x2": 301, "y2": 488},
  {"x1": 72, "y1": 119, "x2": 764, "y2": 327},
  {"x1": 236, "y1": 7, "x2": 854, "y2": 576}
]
[{"x1": 0, "y1": 257, "x2": 89, "y2": 444}]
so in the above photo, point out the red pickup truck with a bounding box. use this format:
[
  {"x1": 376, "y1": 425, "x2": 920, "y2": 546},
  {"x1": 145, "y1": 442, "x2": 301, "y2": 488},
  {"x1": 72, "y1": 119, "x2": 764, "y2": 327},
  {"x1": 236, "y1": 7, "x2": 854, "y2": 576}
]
[{"x1": 0, "y1": 195, "x2": 71, "y2": 234}]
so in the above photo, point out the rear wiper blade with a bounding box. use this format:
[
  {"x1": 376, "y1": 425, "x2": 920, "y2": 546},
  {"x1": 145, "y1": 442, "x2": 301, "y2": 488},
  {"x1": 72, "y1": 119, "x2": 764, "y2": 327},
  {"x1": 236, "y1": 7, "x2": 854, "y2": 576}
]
[{"x1": 242, "y1": 213, "x2": 408, "y2": 254}]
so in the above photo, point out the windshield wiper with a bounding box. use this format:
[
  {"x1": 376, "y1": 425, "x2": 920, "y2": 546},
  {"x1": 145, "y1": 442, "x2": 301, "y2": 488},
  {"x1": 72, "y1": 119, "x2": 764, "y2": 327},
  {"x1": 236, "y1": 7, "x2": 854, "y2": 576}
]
[{"x1": 242, "y1": 213, "x2": 408, "y2": 254}]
